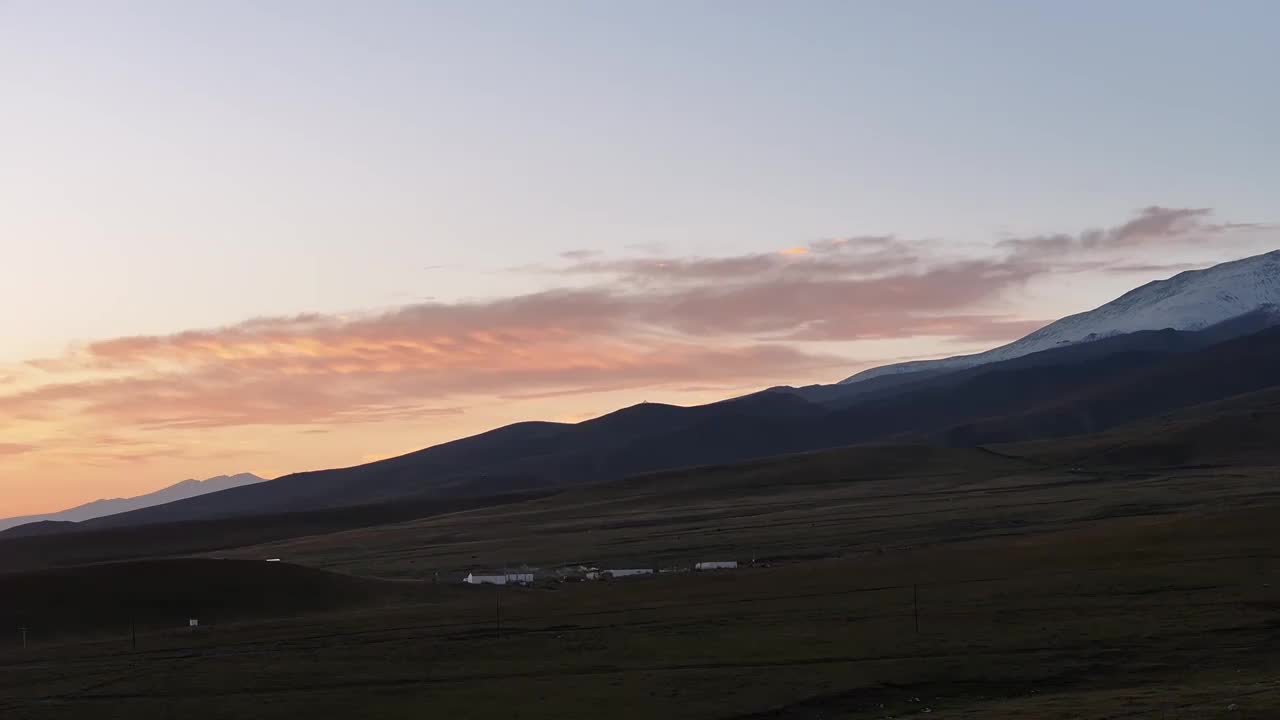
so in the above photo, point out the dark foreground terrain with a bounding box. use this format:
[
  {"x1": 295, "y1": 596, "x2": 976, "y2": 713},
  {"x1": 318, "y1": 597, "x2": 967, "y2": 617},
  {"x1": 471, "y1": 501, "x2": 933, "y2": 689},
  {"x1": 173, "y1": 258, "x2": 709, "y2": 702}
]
[
  {"x1": 2, "y1": 508, "x2": 1279, "y2": 719},
  {"x1": 2, "y1": 393, "x2": 1280, "y2": 718}
]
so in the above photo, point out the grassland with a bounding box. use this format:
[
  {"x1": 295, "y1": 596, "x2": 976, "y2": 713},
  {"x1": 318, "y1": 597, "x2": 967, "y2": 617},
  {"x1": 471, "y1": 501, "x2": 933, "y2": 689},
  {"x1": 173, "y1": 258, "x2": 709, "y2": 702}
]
[
  {"x1": 3, "y1": 440, "x2": 1280, "y2": 718},
  {"x1": 219, "y1": 444, "x2": 1280, "y2": 580}
]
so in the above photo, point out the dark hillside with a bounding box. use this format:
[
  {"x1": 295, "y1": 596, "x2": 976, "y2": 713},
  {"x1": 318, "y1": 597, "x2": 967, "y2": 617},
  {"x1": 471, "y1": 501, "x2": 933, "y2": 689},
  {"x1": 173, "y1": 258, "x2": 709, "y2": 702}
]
[
  {"x1": 942, "y1": 327, "x2": 1280, "y2": 445},
  {"x1": 74, "y1": 327, "x2": 1280, "y2": 530},
  {"x1": 1008, "y1": 385, "x2": 1280, "y2": 468},
  {"x1": 0, "y1": 491, "x2": 546, "y2": 574},
  {"x1": 0, "y1": 558, "x2": 415, "y2": 639}
]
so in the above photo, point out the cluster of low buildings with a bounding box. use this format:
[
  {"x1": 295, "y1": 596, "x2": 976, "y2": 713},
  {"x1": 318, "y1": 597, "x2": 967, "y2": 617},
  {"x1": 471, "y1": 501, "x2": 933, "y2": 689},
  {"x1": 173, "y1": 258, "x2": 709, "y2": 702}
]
[{"x1": 461, "y1": 560, "x2": 739, "y2": 586}]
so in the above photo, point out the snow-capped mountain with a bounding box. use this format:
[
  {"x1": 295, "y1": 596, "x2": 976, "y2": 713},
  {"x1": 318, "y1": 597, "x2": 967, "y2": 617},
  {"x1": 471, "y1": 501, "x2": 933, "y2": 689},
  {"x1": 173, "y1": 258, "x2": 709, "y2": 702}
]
[
  {"x1": 841, "y1": 249, "x2": 1280, "y2": 385},
  {"x1": 0, "y1": 473, "x2": 265, "y2": 533}
]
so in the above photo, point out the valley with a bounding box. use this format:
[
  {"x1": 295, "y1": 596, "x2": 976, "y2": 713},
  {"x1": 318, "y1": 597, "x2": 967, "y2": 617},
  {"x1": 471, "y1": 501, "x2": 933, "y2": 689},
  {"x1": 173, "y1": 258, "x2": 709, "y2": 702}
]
[
  {"x1": 3, "y1": 387, "x2": 1280, "y2": 718},
  {"x1": 3, "y1": 490, "x2": 1279, "y2": 719}
]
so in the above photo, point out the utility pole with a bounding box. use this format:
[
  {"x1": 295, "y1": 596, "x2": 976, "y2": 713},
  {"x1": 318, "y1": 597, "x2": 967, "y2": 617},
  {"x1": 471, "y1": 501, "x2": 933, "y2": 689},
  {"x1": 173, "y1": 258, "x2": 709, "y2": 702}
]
[
  {"x1": 20, "y1": 627, "x2": 27, "y2": 650},
  {"x1": 495, "y1": 585, "x2": 502, "y2": 640},
  {"x1": 913, "y1": 584, "x2": 920, "y2": 635},
  {"x1": 131, "y1": 616, "x2": 137, "y2": 651}
]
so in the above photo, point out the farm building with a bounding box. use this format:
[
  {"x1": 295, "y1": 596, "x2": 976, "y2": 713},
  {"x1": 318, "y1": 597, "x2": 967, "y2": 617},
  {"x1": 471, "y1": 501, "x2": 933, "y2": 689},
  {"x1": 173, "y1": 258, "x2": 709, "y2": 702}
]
[
  {"x1": 695, "y1": 561, "x2": 738, "y2": 571},
  {"x1": 603, "y1": 568, "x2": 654, "y2": 578},
  {"x1": 555, "y1": 565, "x2": 598, "y2": 581},
  {"x1": 463, "y1": 571, "x2": 534, "y2": 585}
]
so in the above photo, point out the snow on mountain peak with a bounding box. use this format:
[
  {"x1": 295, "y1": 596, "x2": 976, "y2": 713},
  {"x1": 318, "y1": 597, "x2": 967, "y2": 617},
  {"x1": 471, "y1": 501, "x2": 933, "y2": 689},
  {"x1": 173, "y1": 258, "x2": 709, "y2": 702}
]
[{"x1": 840, "y1": 249, "x2": 1280, "y2": 385}]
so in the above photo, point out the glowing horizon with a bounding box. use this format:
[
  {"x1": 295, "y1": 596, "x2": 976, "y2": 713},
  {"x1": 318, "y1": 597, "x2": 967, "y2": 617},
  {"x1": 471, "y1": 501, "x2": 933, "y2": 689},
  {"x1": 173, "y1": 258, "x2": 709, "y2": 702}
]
[{"x1": 3, "y1": 2, "x2": 1279, "y2": 516}]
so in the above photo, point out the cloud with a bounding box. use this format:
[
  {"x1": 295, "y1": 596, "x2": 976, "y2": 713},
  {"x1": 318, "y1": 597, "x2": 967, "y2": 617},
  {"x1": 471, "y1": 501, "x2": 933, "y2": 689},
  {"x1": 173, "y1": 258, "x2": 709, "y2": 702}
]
[
  {"x1": 0, "y1": 436, "x2": 196, "y2": 466},
  {"x1": 558, "y1": 235, "x2": 912, "y2": 284},
  {"x1": 0, "y1": 260, "x2": 1028, "y2": 432},
  {"x1": 783, "y1": 315, "x2": 1049, "y2": 343},
  {"x1": 60, "y1": 437, "x2": 198, "y2": 466},
  {"x1": 4, "y1": 206, "x2": 1266, "y2": 434},
  {"x1": 0, "y1": 443, "x2": 36, "y2": 457},
  {"x1": 1102, "y1": 262, "x2": 1209, "y2": 275},
  {"x1": 3, "y1": 295, "x2": 845, "y2": 430},
  {"x1": 998, "y1": 206, "x2": 1255, "y2": 260}
]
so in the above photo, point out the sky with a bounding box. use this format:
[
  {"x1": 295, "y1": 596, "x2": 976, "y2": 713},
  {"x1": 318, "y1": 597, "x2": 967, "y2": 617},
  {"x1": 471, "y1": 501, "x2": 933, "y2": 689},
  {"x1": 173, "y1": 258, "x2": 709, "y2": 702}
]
[{"x1": 2, "y1": 1, "x2": 1278, "y2": 516}]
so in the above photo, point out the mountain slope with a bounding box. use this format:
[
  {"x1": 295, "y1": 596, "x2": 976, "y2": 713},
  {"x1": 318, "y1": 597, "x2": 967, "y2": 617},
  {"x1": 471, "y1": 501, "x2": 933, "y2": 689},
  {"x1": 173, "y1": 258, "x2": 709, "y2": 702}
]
[
  {"x1": 936, "y1": 326, "x2": 1280, "y2": 446},
  {"x1": 1010, "y1": 384, "x2": 1280, "y2": 468},
  {"x1": 0, "y1": 473, "x2": 265, "y2": 533},
  {"x1": 72, "y1": 251, "x2": 1280, "y2": 530},
  {"x1": 83, "y1": 326, "x2": 1280, "y2": 530},
  {"x1": 85, "y1": 393, "x2": 831, "y2": 528},
  {"x1": 842, "y1": 249, "x2": 1280, "y2": 384}
]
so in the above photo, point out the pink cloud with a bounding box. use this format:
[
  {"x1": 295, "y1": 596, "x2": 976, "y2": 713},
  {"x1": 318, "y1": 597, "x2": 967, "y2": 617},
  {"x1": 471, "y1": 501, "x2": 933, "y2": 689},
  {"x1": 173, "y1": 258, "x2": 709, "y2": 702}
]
[
  {"x1": 5, "y1": 206, "x2": 1264, "y2": 434},
  {"x1": 0, "y1": 443, "x2": 36, "y2": 457},
  {"x1": 4, "y1": 311, "x2": 843, "y2": 429}
]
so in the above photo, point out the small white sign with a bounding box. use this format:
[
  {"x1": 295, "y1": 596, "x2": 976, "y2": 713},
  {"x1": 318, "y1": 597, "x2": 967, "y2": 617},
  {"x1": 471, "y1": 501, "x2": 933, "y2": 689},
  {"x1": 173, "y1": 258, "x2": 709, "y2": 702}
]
[{"x1": 189, "y1": 618, "x2": 199, "y2": 628}]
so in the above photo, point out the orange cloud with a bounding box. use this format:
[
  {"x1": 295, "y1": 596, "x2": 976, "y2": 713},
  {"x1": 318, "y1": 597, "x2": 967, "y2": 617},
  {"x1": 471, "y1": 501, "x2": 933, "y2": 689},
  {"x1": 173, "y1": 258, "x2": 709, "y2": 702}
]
[
  {"x1": 0, "y1": 443, "x2": 36, "y2": 457},
  {"x1": 5, "y1": 311, "x2": 842, "y2": 431},
  {"x1": 5, "y1": 207, "x2": 1262, "y2": 440}
]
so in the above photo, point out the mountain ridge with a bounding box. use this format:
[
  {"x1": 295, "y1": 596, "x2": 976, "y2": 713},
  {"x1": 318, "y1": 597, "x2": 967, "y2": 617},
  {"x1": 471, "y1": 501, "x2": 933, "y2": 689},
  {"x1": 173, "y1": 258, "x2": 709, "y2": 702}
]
[
  {"x1": 40, "y1": 250, "x2": 1280, "y2": 532},
  {"x1": 841, "y1": 249, "x2": 1280, "y2": 384},
  {"x1": 0, "y1": 473, "x2": 265, "y2": 534},
  {"x1": 77, "y1": 323, "x2": 1280, "y2": 530}
]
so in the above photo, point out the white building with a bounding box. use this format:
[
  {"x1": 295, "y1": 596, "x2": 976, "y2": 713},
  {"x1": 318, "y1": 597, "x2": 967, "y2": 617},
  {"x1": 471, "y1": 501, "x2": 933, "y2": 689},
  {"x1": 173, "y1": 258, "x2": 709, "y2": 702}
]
[
  {"x1": 695, "y1": 561, "x2": 738, "y2": 571},
  {"x1": 556, "y1": 565, "x2": 598, "y2": 581},
  {"x1": 463, "y1": 572, "x2": 534, "y2": 585},
  {"x1": 603, "y1": 568, "x2": 654, "y2": 578}
]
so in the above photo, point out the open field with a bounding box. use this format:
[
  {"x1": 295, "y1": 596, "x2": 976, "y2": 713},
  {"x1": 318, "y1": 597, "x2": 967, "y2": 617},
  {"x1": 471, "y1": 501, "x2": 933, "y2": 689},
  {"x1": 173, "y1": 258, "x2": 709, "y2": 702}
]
[
  {"x1": 0, "y1": 492, "x2": 547, "y2": 575},
  {"x1": 3, "y1": 503, "x2": 1280, "y2": 718},
  {"x1": 4, "y1": 427, "x2": 1280, "y2": 718},
  {"x1": 219, "y1": 444, "x2": 1280, "y2": 580}
]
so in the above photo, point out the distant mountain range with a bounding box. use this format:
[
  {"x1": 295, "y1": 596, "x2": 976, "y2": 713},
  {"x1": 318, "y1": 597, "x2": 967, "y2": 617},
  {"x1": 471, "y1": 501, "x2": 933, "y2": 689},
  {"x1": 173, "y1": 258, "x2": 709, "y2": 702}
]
[
  {"x1": 14, "y1": 249, "x2": 1280, "y2": 534},
  {"x1": 0, "y1": 474, "x2": 264, "y2": 536}
]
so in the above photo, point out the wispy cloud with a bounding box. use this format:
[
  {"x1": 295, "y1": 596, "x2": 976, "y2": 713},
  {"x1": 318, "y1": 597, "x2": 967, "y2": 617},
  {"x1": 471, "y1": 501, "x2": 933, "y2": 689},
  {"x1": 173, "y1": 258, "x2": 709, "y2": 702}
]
[
  {"x1": 2, "y1": 207, "x2": 1266, "y2": 434},
  {"x1": 0, "y1": 443, "x2": 36, "y2": 457},
  {"x1": 0, "y1": 435, "x2": 218, "y2": 466},
  {"x1": 557, "y1": 235, "x2": 911, "y2": 283},
  {"x1": 4, "y1": 298, "x2": 842, "y2": 429},
  {"x1": 999, "y1": 206, "x2": 1264, "y2": 260},
  {"x1": 1102, "y1": 262, "x2": 1209, "y2": 275}
]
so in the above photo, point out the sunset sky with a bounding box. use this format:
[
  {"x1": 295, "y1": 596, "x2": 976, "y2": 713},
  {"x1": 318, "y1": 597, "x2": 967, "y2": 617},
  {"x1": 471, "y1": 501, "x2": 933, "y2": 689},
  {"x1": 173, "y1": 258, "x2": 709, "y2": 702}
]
[{"x1": 3, "y1": 1, "x2": 1278, "y2": 516}]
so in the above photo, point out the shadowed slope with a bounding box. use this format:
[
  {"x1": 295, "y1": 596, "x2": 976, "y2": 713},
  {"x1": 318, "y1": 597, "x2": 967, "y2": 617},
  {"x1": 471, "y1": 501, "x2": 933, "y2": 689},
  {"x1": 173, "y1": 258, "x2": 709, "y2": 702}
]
[
  {"x1": 71, "y1": 326, "x2": 1280, "y2": 530},
  {"x1": 0, "y1": 558, "x2": 418, "y2": 638}
]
